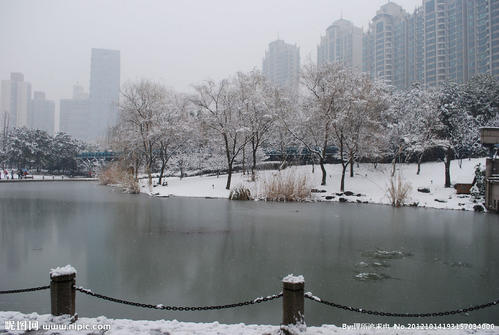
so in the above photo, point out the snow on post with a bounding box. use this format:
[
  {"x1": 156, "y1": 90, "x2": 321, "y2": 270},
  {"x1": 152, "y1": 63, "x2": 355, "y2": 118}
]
[
  {"x1": 50, "y1": 265, "x2": 77, "y2": 278},
  {"x1": 281, "y1": 274, "x2": 305, "y2": 333},
  {"x1": 282, "y1": 274, "x2": 304, "y2": 284},
  {"x1": 50, "y1": 265, "x2": 76, "y2": 317}
]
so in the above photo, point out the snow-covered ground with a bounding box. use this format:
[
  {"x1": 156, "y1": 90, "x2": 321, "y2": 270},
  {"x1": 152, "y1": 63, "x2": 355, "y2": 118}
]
[
  {"x1": 0, "y1": 311, "x2": 497, "y2": 335},
  {"x1": 140, "y1": 158, "x2": 487, "y2": 212}
]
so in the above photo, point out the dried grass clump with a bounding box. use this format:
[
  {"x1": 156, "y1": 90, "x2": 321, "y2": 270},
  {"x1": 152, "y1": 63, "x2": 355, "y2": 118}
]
[
  {"x1": 387, "y1": 174, "x2": 412, "y2": 207},
  {"x1": 260, "y1": 170, "x2": 311, "y2": 202},
  {"x1": 99, "y1": 164, "x2": 123, "y2": 185},
  {"x1": 229, "y1": 184, "x2": 253, "y2": 200},
  {"x1": 99, "y1": 164, "x2": 139, "y2": 194}
]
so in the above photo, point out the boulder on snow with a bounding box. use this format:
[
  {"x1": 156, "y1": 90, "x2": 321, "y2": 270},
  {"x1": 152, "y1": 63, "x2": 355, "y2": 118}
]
[
  {"x1": 417, "y1": 187, "x2": 430, "y2": 193},
  {"x1": 473, "y1": 204, "x2": 485, "y2": 212},
  {"x1": 409, "y1": 202, "x2": 419, "y2": 207},
  {"x1": 434, "y1": 199, "x2": 447, "y2": 203},
  {"x1": 325, "y1": 196, "x2": 335, "y2": 200},
  {"x1": 336, "y1": 192, "x2": 344, "y2": 196},
  {"x1": 344, "y1": 191, "x2": 354, "y2": 196},
  {"x1": 339, "y1": 197, "x2": 348, "y2": 203}
]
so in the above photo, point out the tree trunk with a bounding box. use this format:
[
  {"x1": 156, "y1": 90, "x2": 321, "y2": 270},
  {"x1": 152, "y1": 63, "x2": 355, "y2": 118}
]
[
  {"x1": 349, "y1": 156, "x2": 354, "y2": 178},
  {"x1": 242, "y1": 146, "x2": 246, "y2": 175},
  {"x1": 158, "y1": 160, "x2": 166, "y2": 184},
  {"x1": 226, "y1": 163, "x2": 233, "y2": 190},
  {"x1": 340, "y1": 163, "x2": 348, "y2": 192},
  {"x1": 444, "y1": 148, "x2": 452, "y2": 188},
  {"x1": 147, "y1": 163, "x2": 152, "y2": 186},
  {"x1": 134, "y1": 158, "x2": 139, "y2": 180},
  {"x1": 320, "y1": 158, "x2": 327, "y2": 186},
  {"x1": 416, "y1": 152, "x2": 423, "y2": 175},
  {"x1": 251, "y1": 149, "x2": 257, "y2": 182}
]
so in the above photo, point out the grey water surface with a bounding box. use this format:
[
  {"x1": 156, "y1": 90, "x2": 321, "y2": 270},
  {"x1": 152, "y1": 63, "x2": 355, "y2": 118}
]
[{"x1": 1, "y1": 182, "x2": 498, "y2": 326}]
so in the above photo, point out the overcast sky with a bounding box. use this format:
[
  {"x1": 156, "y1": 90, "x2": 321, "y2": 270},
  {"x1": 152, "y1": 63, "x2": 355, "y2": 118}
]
[{"x1": 1, "y1": 0, "x2": 421, "y2": 102}]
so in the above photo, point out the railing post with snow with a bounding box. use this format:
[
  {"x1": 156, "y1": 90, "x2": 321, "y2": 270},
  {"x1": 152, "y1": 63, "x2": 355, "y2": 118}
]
[
  {"x1": 50, "y1": 265, "x2": 76, "y2": 316},
  {"x1": 281, "y1": 275, "x2": 305, "y2": 332}
]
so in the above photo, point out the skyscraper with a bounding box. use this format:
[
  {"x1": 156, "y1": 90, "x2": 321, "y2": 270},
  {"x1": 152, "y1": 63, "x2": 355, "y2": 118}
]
[
  {"x1": 89, "y1": 48, "x2": 120, "y2": 139},
  {"x1": 362, "y1": 0, "x2": 498, "y2": 89},
  {"x1": 363, "y1": 2, "x2": 410, "y2": 87},
  {"x1": 317, "y1": 19, "x2": 363, "y2": 72},
  {"x1": 262, "y1": 40, "x2": 300, "y2": 92},
  {"x1": 422, "y1": 0, "x2": 449, "y2": 88},
  {"x1": 30, "y1": 91, "x2": 55, "y2": 135},
  {"x1": 60, "y1": 84, "x2": 91, "y2": 141},
  {"x1": 1, "y1": 73, "x2": 32, "y2": 128},
  {"x1": 448, "y1": 0, "x2": 499, "y2": 82}
]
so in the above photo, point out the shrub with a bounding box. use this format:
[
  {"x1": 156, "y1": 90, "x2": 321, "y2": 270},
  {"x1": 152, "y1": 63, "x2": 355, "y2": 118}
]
[
  {"x1": 229, "y1": 184, "x2": 252, "y2": 200},
  {"x1": 99, "y1": 164, "x2": 122, "y2": 185},
  {"x1": 260, "y1": 170, "x2": 311, "y2": 202},
  {"x1": 99, "y1": 164, "x2": 139, "y2": 194},
  {"x1": 386, "y1": 174, "x2": 412, "y2": 207}
]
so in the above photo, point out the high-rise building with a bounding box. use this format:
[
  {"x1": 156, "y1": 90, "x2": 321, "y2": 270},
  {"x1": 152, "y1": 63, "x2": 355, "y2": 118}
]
[
  {"x1": 363, "y1": 2, "x2": 410, "y2": 87},
  {"x1": 89, "y1": 48, "x2": 120, "y2": 139},
  {"x1": 422, "y1": 0, "x2": 449, "y2": 88},
  {"x1": 317, "y1": 19, "x2": 364, "y2": 72},
  {"x1": 362, "y1": 0, "x2": 498, "y2": 89},
  {"x1": 1, "y1": 73, "x2": 32, "y2": 128},
  {"x1": 30, "y1": 91, "x2": 55, "y2": 135},
  {"x1": 448, "y1": 0, "x2": 499, "y2": 82},
  {"x1": 262, "y1": 40, "x2": 300, "y2": 92},
  {"x1": 60, "y1": 84, "x2": 91, "y2": 141},
  {"x1": 60, "y1": 49, "x2": 120, "y2": 142}
]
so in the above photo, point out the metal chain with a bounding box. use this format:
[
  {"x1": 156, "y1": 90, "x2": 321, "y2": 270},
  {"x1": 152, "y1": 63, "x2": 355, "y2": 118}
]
[
  {"x1": 304, "y1": 292, "x2": 499, "y2": 317},
  {"x1": 74, "y1": 286, "x2": 282, "y2": 311},
  {"x1": 0, "y1": 285, "x2": 50, "y2": 294}
]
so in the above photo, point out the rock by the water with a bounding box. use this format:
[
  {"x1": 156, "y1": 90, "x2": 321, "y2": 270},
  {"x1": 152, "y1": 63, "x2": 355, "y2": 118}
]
[
  {"x1": 417, "y1": 187, "x2": 430, "y2": 193},
  {"x1": 339, "y1": 197, "x2": 348, "y2": 203},
  {"x1": 325, "y1": 196, "x2": 334, "y2": 200},
  {"x1": 434, "y1": 199, "x2": 447, "y2": 203},
  {"x1": 473, "y1": 204, "x2": 484, "y2": 212},
  {"x1": 344, "y1": 191, "x2": 354, "y2": 196}
]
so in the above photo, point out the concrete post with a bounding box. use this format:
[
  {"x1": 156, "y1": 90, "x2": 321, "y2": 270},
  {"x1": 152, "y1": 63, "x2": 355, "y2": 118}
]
[
  {"x1": 281, "y1": 275, "x2": 305, "y2": 333},
  {"x1": 50, "y1": 266, "x2": 76, "y2": 316}
]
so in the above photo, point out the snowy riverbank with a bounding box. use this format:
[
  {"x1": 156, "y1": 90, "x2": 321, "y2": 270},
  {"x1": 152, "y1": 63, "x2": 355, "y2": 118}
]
[
  {"x1": 1, "y1": 311, "x2": 497, "y2": 335},
  {"x1": 140, "y1": 158, "x2": 487, "y2": 212}
]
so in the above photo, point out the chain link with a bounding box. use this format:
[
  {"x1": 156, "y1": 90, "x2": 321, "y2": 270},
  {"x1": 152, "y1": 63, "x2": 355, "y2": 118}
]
[
  {"x1": 304, "y1": 292, "x2": 499, "y2": 317},
  {"x1": 0, "y1": 285, "x2": 50, "y2": 294},
  {"x1": 74, "y1": 286, "x2": 282, "y2": 311}
]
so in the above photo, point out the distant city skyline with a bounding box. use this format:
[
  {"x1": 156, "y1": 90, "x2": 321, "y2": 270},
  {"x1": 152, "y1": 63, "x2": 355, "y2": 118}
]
[{"x1": 0, "y1": 0, "x2": 421, "y2": 111}]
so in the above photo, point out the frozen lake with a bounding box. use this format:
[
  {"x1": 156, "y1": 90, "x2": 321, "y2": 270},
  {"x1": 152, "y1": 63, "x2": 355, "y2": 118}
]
[{"x1": 0, "y1": 182, "x2": 498, "y2": 326}]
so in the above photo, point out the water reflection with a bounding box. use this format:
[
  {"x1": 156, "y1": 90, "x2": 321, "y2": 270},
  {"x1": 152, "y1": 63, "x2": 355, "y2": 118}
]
[{"x1": 0, "y1": 182, "x2": 498, "y2": 325}]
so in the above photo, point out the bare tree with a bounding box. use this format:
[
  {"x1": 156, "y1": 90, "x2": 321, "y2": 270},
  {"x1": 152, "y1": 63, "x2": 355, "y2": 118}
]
[
  {"x1": 236, "y1": 71, "x2": 275, "y2": 181},
  {"x1": 119, "y1": 80, "x2": 167, "y2": 185},
  {"x1": 193, "y1": 79, "x2": 251, "y2": 190},
  {"x1": 286, "y1": 62, "x2": 350, "y2": 186}
]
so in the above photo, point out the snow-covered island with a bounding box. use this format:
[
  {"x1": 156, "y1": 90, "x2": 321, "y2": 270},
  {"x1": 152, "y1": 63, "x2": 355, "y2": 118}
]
[{"x1": 138, "y1": 158, "x2": 487, "y2": 213}]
